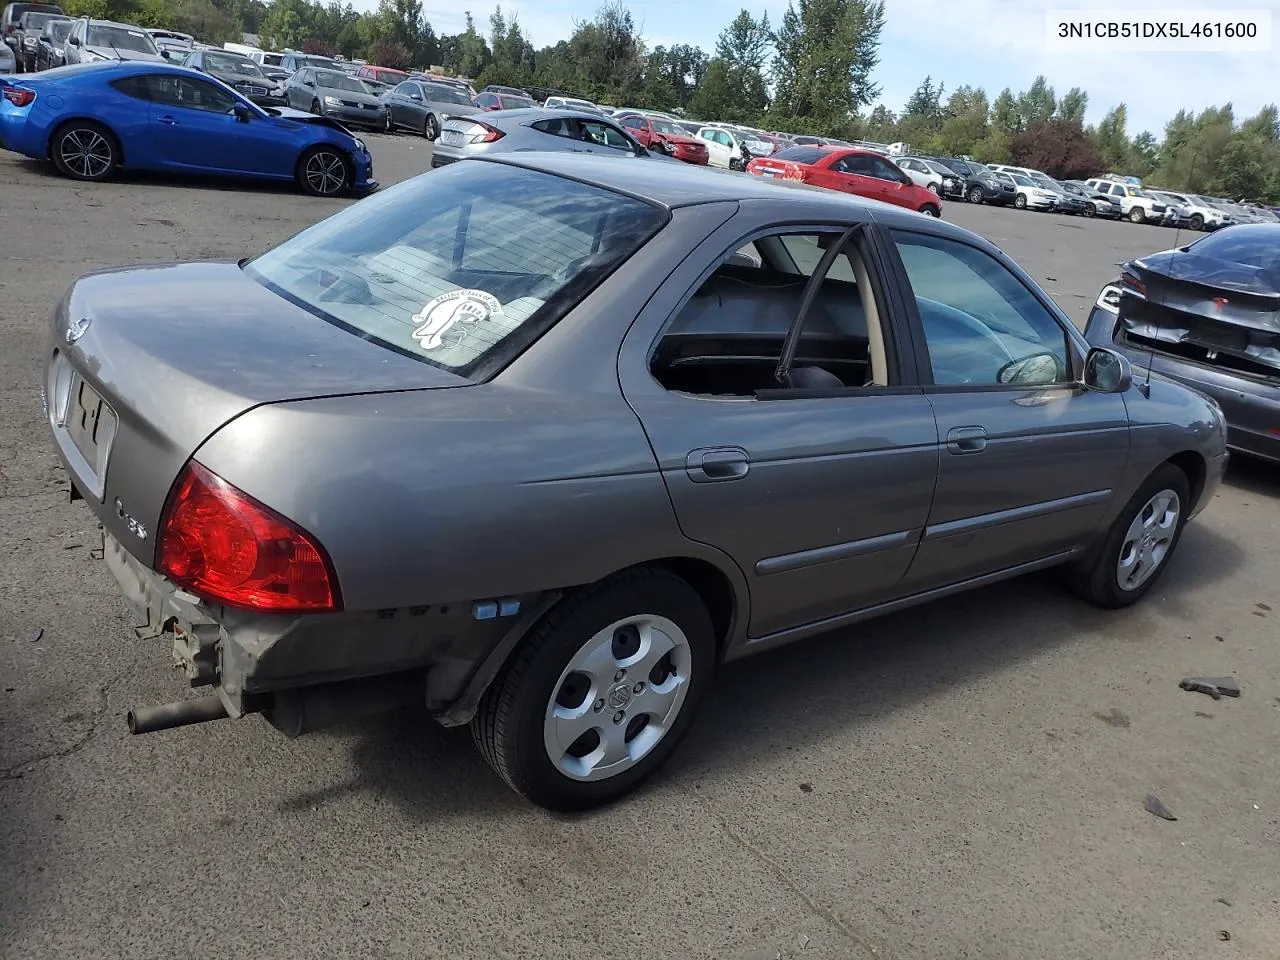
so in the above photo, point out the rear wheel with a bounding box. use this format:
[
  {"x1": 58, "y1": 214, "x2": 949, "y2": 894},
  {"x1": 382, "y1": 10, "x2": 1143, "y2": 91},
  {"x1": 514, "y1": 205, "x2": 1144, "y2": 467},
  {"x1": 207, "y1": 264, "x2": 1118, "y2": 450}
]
[
  {"x1": 1063, "y1": 464, "x2": 1190, "y2": 608},
  {"x1": 1082, "y1": 202, "x2": 1096, "y2": 217},
  {"x1": 384, "y1": 110, "x2": 394, "y2": 133},
  {"x1": 927, "y1": 182, "x2": 939, "y2": 195},
  {"x1": 1189, "y1": 213, "x2": 1205, "y2": 230},
  {"x1": 50, "y1": 121, "x2": 119, "y2": 182},
  {"x1": 423, "y1": 113, "x2": 439, "y2": 140},
  {"x1": 472, "y1": 568, "x2": 716, "y2": 811},
  {"x1": 1014, "y1": 194, "x2": 1027, "y2": 209},
  {"x1": 296, "y1": 145, "x2": 351, "y2": 197},
  {"x1": 1128, "y1": 206, "x2": 1146, "y2": 224},
  {"x1": 919, "y1": 203, "x2": 941, "y2": 217},
  {"x1": 966, "y1": 185, "x2": 985, "y2": 204}
]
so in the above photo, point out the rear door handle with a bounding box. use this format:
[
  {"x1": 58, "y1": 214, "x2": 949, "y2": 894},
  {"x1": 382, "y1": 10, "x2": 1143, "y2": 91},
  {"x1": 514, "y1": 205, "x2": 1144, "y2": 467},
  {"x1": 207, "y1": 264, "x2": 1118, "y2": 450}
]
[
  {"x1": 157, "y1": 115, "x2": 178, "y2": 125},
  {"x1": 685, "y1": 447, "x2": 750, "y2": 482},
  {"x1": 946, "y1": 426, "x2": 988, "y2": 454}
]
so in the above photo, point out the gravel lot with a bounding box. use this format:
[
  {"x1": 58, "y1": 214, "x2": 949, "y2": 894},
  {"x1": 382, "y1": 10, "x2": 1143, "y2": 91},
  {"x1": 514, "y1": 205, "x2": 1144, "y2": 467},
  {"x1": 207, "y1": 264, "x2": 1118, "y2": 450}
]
[{"x1": 2, "y1": 137, "x2": 1279, "y2": 960}]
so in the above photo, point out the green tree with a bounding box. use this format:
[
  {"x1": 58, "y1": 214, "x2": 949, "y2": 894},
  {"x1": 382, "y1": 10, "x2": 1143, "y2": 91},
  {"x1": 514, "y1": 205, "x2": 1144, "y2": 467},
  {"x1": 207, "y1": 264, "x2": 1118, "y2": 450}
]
[
  {"x1": 937, "y1": 85, "x2": 988, "y2": 157},
  {"x1": 1091, "y1": 103, "x2": 1131, "y2": 169},
  {"x1": 1057, "y1": 87, "x2": 1088, "y2": 124},
  {"x1": 454, "y1": 12, "x2": 491, "y2": 77},
  {"x1": 1016, "y1": 75, "x2": 1056, "y2": 126},
  {"x1": 708, "y1": 10, "x2": 770, "y2": 118},
  {"x1": 770, "y1": 0, "x2": 886, "y2": 126},
  {"x1": 989, "y1": 88, "x2": 1020, "y2": 135}
]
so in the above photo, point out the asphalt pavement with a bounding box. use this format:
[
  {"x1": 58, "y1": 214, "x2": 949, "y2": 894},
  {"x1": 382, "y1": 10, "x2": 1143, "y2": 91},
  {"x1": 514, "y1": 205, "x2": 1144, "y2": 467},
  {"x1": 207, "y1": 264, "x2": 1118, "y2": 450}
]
[{"x1": 2, "y1": 135, "x2": 1279, "y2": 960}]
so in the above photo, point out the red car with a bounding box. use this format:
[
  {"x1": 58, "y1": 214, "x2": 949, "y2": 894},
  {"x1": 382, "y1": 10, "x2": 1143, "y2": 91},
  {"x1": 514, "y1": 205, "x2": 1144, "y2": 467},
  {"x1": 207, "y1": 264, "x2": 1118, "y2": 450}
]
[
  {"x1": 615, "y1": 113, "x2": 709, "y2": 165},
  {"x1": 746, "y1": 146, "x2": 943, "y2": 217},
  {"x1": 472, "y1": 90, "x2": 538, "y2": 111}
]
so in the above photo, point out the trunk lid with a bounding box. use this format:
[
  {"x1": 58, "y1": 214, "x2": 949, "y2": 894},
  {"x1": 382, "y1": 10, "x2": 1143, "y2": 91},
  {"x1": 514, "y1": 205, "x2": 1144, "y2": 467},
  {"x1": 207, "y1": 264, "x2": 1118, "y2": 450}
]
[
  {"x1": 1117, "y1": 253, "x2": 1280, "y2": 381},
  {"x1": 47, "y1": 261, "x2": 469, "y2": 562}
]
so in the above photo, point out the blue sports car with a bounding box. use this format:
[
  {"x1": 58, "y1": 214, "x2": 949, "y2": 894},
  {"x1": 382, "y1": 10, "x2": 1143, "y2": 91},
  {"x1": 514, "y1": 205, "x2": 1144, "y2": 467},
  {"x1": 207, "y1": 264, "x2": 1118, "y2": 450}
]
[{"x1": 0, "y1": 62, "x2": 376, "y2": 197}]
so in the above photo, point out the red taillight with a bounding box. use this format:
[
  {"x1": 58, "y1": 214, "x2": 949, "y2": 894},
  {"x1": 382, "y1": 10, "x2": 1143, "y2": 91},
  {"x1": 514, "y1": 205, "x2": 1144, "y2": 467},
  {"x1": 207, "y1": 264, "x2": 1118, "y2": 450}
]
[
  {"x1": 474, "y1": 120, "x2": 504, "y2": 142},
  {"x1": 2, "y1": 87, "x2": 36, "y2": 108},
  {"x1": 158, "y1": 461, "x2": 340, "y2": 612},
  {"x1": 786, "y1": 166, "x2": 807, "y2": 182},
  {"x1": 1120, "y1": 268, "x2": 1146, "y2": 298}
]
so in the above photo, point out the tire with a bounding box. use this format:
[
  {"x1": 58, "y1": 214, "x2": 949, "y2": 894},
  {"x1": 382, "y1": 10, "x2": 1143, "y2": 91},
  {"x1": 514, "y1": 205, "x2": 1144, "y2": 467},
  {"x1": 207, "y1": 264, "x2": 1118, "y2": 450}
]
[
  {"x1": 1063, "y1": 464, "x2": 1191, "y2": 609},
  {"x1": 919, "y1": 204, "x2": 941, "y2": 218},
  {"x1": 310, "y1": 99, "x2": 321, "y2": 116},
  {"x1": 1082, "y1": 203, "x2": 1096, "y2": 218},
  {"x1": 423, "y1": 114, "x2": 439, "y2": 140},
  {"x1": 471, "y1": 567, "x2": 716, "y2": 811},
  {"x1": 384, "y1": 110, "x2": 393, "y2": 133},
  {"x1": 1128, "y1": 206, "x2": 1146, "y2": 224},
  {"x1": 1189, "y1": 213, "x2": 1204, "y2": 230},
  {"x1": 966, "y1": 185, "x2": 985, "y2": 204},
  {"x1": 1014, "y1": 194, "x2": 1027, "y2": 209},
  {"x1": 927, "y1": 182, "x2": 939, "y2": 195},
  {"x1": 50, "y1": 121, "x2": 119, "y2": 182},
  {"x1": 296, "y1": 145, "x2": 351, "y2": 197}
]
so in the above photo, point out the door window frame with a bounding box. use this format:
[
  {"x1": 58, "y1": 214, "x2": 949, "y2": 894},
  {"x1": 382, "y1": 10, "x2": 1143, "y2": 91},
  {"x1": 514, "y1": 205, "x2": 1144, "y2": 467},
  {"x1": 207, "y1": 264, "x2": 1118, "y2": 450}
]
[
  {"x1": 878, "y1": 225, "x2": 1090, "y2": 392},
  {"x1": 636, "y1": 219, "x2": 924, "y2": 402}
]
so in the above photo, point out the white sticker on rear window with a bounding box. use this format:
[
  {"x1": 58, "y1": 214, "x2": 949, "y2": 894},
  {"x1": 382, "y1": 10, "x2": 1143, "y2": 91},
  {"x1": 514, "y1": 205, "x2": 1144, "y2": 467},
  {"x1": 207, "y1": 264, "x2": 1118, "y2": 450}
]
[{"x1": 410, "y1": 289, "x2": 503, "y2": 350}]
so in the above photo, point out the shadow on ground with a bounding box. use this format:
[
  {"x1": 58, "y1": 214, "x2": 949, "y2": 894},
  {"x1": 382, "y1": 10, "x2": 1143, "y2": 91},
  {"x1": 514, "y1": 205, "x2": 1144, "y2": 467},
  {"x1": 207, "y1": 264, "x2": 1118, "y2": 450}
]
[{"x1": 290, "y1": 521, "x2": 1245, "y2": 820}]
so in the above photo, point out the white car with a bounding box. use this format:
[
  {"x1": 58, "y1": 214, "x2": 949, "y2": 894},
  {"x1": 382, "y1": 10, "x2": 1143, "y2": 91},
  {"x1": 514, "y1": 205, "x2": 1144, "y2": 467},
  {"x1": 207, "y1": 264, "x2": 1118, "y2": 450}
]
[
  {"x1": 543, "y1": 95, "x2": 603, "y2": 116},
  {"x1": 1149, "y1": 191, "x2": 1232, "y2": 230},
  {"x1": 999, "y1": 171, "x2": 1059, "y2": 211},
  {"x1": 894, "y1": 157, "x2": 943, "y2": 194},
  {"x1": 695, "y1": 126, "x2": 751, "y2": 170},
  {"x1": 1084, "y1": 179, "x2": 1167, "y2": 224}
]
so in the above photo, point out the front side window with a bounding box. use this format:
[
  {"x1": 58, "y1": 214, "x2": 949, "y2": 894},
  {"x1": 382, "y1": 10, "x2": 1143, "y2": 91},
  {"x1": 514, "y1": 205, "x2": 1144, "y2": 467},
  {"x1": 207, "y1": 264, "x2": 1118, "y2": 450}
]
[
  {"x1": 245, "y1": 165, "x2": 667, "y2": 376},
  {"x1": 892, "y1": 230, "x2": 1071, "y2": 387},
  {"x1": 579, "y1": 120, "x2": 633, "y2": 151}
]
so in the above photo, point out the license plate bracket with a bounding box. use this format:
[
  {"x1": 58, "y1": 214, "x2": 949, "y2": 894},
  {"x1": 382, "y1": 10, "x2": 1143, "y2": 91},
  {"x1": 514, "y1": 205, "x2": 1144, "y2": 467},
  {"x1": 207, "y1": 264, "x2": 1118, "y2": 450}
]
[
  {"x1": 65, "y1": 374, "x2": 118, "y2": 488},
  {"x1": 440, "y1": 130, "x2": 464, "y2": 146}
]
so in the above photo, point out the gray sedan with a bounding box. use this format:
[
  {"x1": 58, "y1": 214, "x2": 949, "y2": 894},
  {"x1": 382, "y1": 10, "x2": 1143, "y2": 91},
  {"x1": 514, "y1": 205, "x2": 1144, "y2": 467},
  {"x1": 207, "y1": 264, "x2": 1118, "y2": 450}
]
[
  {"x1": 283, "y1": 66, "x2": 385, "y2": 131},
  {"x1": 45, "y1": 153, "x2": 1226, "y2": 813},
  {"x1": 381, "y1": 78, "x2": 478, "y2": 139},
  {"x1": 431, "y1": 107, "x2": 663, "y2": 168}
]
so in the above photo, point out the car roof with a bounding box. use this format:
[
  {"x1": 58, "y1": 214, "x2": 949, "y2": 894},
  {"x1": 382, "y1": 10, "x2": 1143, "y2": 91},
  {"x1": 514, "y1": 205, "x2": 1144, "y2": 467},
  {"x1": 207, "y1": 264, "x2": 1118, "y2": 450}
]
[{"x1": 482, "y1": 107, "x2": 620, "y2": 125}]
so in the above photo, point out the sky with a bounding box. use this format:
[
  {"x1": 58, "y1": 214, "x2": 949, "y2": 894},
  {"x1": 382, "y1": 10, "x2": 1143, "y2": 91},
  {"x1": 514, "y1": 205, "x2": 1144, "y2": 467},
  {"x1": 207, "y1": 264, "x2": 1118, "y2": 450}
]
[{"x1": 381, "y1": 0, "x2": 1279, "y2": 136}]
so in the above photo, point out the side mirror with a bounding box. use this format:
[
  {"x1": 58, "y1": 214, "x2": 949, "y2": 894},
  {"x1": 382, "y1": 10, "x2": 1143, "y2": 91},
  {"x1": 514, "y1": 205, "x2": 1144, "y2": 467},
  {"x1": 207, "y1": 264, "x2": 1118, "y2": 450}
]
[
  {"x1": 233, "y1": 102, "x2": 252, "y2": 123},
  {"x1": 1082, "y1": 347, "x2": 1132, "y2": 393},
  {"x1": 68, "y1": 34, "x2": 80, "y2": 45},
  {"x1": 997, "y1": 351, "x2": 1068, "y2": 386},
  {"x1": 160, "y1": 49, "x2": 169, "y2": 59}
]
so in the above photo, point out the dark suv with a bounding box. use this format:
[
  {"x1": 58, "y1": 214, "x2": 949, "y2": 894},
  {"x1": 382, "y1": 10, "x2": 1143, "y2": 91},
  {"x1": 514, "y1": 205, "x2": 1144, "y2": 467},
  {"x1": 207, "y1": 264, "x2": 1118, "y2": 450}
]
[{"x1": 934, "y1": 157, "x2": 1016, "y2": 206}]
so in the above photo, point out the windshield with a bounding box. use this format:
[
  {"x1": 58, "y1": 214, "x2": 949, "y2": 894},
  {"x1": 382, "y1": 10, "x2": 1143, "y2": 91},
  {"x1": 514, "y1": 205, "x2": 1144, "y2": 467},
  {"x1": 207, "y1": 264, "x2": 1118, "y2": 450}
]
[
  {"x1": 315, "y1": 70, "x2": 368, "y2": 93},
  {"x1": 502, "y1": 95, "x2": 536, "y2": 108},
  {"x1": 923, "y1": 160, "x2": 955, "y2": 177},
  {"x1": 21, "y1": 12, "x2": 60, "y2": 28},
  {"x1": 260, "y1": 52, "x2": 282, "y2": 65},
  {"x1": 1029, "y1": 174, "x2": 1058, "y2": 191},
  {"x1": 244, "y1": 164, "x2": 666, "y2": 375},
  {"x1": 424, "y1": 83, "x2": 474, "y2": 105},
  {"x1": 86, "y1": 25, "x2": 158, "y2": 53},
  {"x1": 46, "y1": 19, "x2": 71, "y2": 39},
  {"x1": 1059, "y1": 181, "x2": 1083, "y2": 195},
  {"x1": 205, "y1": 52, "x2": 264, "y2": 76},
  {"x1": 651, "y1": 119, "x2": 687, "y2": 136},
  {"x1": 1011, "y1": 174, "x2": 1033, "y2": 187}
]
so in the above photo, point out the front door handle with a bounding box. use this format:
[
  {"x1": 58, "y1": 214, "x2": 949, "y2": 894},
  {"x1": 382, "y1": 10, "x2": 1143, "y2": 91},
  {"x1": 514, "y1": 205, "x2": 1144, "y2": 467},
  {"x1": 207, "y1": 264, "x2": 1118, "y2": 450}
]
[
  {"x1": 157, "y1": 115, "x2": 178, "y2": 125},
  {"x1": 946, "y1": 425, "x2": 988, "y2": 454},
  {"x1": 685, "y1": 447, "x2": 750, "y2": 482}
]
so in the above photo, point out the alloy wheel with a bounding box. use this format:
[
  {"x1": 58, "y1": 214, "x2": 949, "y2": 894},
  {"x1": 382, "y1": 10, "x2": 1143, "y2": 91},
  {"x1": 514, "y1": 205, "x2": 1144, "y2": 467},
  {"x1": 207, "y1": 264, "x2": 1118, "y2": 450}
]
[
  {"x1": 59, "y1": 128, "x2": 113, "y2": 179},
  {"x1": 543, "y1": 614, "x2": 692, "y2": 782},
  {"x1": 304, "y1": 150, "x2": 347, "y2": 196},
  {"x1": 425, "y1": 115, "x2": 438, "y2": 140},
  {"x1": 1116, "y1": 489, "x2": 1180, "y2": 591}
]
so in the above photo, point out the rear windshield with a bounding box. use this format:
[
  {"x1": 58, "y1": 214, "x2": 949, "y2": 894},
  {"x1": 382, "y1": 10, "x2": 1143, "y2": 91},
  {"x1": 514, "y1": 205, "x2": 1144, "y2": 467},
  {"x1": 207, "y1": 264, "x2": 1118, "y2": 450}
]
[
  {"x1": 245, "y1": 164, "x2": 667, "y2": 376},
  {"x1": 423, "y1": 83, "x2": 472, "y2": 105},
  {"x1": 501, "y1": 95, "x2": 536, "y2": 108},
  {"x1": 1186, "y1": 226, "x2": 1280, "y2": 271},
  {"x1": 20, "y1": 11, "x2": 60, "y2": 27},
  {"x1": 773, "y1": 146, "x2": 822, "y2": 164}
]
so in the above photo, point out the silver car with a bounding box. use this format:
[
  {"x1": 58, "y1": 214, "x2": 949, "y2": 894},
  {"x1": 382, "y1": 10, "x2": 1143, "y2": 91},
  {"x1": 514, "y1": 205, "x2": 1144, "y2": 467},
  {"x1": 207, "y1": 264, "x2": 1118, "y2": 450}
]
[
  {"x1": 431, "y1": 107, "x2": 664, "y2": 168},
  {"x1": 382, "y1": 78, "x2": 478, "y2": 139},
  {"x1": 0, "y1": 37, "x2": 13, "y2": 73},
  {"x1": 283, "y1": 65, "x2": 385, "y2": 131},
  {"x1": 46, "y1": 153, "x2": 1226, "y2": 812}
]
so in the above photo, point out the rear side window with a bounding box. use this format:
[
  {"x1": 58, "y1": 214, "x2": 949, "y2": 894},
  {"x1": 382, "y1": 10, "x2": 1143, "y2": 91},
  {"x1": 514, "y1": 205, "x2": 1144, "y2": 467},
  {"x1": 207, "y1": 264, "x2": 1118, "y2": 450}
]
[
  {"x1": 245, "y1": 164, "x2": 668, "y2": 376},
  {"x1": 110, "y1": 75, "x2": 151, "y2": 101},
  {"x1": 772, "y1": 146, "x2": 821, "y2": 164}
]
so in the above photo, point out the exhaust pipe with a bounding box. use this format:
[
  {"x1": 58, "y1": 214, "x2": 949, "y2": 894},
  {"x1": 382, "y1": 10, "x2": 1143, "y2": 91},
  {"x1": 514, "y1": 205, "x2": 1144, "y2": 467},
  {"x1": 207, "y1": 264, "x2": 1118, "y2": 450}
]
[{"x1": 127, "y1": 695, "x2": 229, "y2": 734}]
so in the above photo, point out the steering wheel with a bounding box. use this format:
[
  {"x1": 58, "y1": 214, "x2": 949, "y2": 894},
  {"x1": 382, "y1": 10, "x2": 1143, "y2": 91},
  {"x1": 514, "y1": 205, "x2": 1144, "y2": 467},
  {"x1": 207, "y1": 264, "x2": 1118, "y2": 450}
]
[{"x1": 917, "y1": 298, "x2": 1015, "y2": 385}]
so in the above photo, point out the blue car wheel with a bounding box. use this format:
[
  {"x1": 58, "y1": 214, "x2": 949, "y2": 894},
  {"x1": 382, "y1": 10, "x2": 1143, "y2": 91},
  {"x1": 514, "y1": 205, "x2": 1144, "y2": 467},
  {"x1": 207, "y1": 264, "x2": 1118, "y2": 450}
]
[
  {"x1": 296, "y1": 145, "x2": 351, "y2": 197},
  {"x1": 51, "y1": 121, "x2": 119, "y2": 183}
]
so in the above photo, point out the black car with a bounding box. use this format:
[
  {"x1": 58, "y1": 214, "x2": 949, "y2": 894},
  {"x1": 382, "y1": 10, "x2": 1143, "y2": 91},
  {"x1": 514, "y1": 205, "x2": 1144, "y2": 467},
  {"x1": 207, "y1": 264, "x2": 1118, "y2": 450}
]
[
  {"x1": 934, "y1": 157, "x2": 1016, "y2": 206},
  {"x1": 13, "y1": 6, "x2": 63, "y2": 69},
  {"x1": 1084, "y1": 223, "x2": 1280, "y2": 463},
  {"x1": 31, "y1": 10, "x2": 68, "y2": 69},
  {"x1": 182, "y1": 48, "x2": 286, "y2": 107},
  {"x1": 1062, "y1": 180, "x2": 1121, "y2": 218}
]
